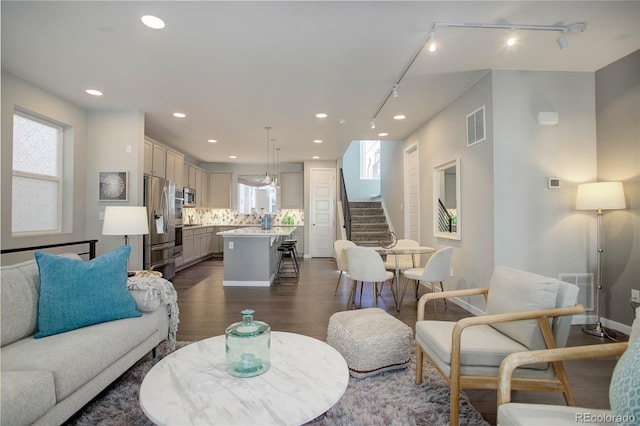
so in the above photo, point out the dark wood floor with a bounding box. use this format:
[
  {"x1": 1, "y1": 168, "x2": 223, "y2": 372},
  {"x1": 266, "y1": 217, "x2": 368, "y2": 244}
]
[{"x1": 173, "y1": 257, "x2": 622, "y2": 425}]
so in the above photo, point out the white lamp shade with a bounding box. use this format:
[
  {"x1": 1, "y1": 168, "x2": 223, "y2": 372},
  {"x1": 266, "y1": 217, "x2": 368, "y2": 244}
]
[
  {"x1": 102, "y1": 206, "x2": 149, "y2": 236},
  {"x1": 576, "y1": 182, "x2": 626, "y2": 211}
]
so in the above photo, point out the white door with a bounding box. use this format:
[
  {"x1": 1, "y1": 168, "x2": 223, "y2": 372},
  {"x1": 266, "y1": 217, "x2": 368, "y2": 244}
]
[
  {"x1": 310, "y1": 168, "x2": 336, "y2": 257},
  {"x1": 404, "y1": 144, "x2": 420, "y2": 241}
]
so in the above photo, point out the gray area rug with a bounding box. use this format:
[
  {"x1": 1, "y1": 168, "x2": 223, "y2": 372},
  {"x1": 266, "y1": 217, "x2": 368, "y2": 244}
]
[{"x1": 66, "y1": 341, "x2": 489, "y2": 426}]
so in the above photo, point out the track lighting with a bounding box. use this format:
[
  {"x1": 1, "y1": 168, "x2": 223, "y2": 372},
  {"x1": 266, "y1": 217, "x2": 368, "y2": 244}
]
[
  {"x1": 370, "y1": 119, "x2": 376, "y2": 129},
  {"x1": 427, "y1": 32, "x2": 437, "y2": 52},
  {"x1": 557, "y1": 34, "x2": 568, "y2": 50},
  {"x1": 392, "y1": 84, "x2": 399, "y2": 98}
]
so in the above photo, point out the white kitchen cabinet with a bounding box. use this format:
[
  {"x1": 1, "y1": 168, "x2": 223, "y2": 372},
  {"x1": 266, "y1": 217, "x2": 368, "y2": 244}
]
[
  {"x1": 143, "y1": 140, "x2": 153, "y2": 175},
  {"x1": 209, "y1": 172, "x2": 232, "y2": 208},
  {"x1": 193, "y1": 228, "x2": 206, "y2": 259},
  {"x1": 290, "y1": 226, "x2": 304, "y2": 256},
  {"x1": 206, "y1": 227, "x2": 215, "y2": 255},
  {"x1": 151, "y1": 143, "x2": 167, "y2": 178},
  {"x1": 280, "y1": 172, "x2": 303, "y2": 208},
  {"x1": 182, "y1": 229, "x2": 195, "y2": 264},
  {"x1": 166, "y1": 149, "x2": 184, "y2": 189},
  {"x1": 189, "y1": 165, "x2": 196, "y2": 189}
]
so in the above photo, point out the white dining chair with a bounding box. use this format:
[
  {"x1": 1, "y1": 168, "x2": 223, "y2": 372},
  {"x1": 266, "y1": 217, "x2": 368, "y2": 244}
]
[
  {"x1": 383, "y1": 239, "x2": 420, "y2": 272},
  {"x1": 346, "y1": 246, "x2": 395, "y2": 309},
  {"x1": 333, "y1": 240, "x2": 356, "y2": 294},
  {"x1": 401, "y1": 247, "x2": 454, "y2": 311}
]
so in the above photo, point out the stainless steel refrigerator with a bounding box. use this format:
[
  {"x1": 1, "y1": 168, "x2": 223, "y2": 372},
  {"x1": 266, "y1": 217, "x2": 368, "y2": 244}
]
[{"x1": 143, "y1": 175, "x2": 176, "y2": 280}]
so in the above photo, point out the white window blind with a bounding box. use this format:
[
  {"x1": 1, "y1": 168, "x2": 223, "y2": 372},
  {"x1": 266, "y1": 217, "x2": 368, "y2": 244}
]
[{"x1": 12, "y1": 112, "x2": 63, "y2": 234}]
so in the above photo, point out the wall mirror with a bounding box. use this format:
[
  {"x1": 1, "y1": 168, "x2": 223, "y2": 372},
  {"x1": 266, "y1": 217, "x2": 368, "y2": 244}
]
[
  {"x1": 433, "y1": 158, "x2": 461, "y2": 240},
  {"x1": 237, "y1": 175, "x2": 278, "y2": 214}
]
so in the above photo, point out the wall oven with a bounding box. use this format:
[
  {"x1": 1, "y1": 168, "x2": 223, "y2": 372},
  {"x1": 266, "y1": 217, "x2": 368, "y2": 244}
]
[
  {"x1": 174, "y1": 225, "x2": 183, "y2": 258},
  {"x1": 175, "y1": 189, "x2": 184, "y2": 226}
]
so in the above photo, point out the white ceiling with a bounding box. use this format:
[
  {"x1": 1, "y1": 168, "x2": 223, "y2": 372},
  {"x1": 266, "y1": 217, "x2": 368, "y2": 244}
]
[{"x1": 2, "y1": 1, "x2": 639, "y2": 165}]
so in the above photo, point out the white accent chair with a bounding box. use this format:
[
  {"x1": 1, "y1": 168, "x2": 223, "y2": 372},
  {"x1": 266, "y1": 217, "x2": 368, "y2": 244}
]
[
  {"x1": 401, "y1": 246, "x2": 454, "y2": 311},
  {"x1": 333, "y1": 240, "x2": 356, "y2": 294},
  {"x1": 346, "y1": 246, "x2": 395, "y2": 310},
  {"x1": 415, "y1": 266, "x2": 585, "y2": 425},
  {"x1": 496, "y1": 307, "x2": 640, "y2": 425}
]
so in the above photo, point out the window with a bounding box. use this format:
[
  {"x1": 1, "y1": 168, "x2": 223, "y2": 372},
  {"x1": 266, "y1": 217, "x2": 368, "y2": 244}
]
[
  {"x1": 12, "y1": 111, "x2": 63, "y2": 234},
  {"x1": 360, "y1": 140, "x2": 380, "y2": 180}
]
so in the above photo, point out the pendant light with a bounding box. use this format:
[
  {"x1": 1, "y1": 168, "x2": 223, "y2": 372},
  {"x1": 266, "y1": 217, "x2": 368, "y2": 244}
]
[
  {"x1": 271, "y1": 140, "x2": 279, "y2": 188},
  {"x1": 262, "y1": 127, "x2": 272, "y2": 184}
]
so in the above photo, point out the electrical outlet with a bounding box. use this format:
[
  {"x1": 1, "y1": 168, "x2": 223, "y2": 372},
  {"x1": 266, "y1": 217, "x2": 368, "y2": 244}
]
[
  {"x1": 229, "y1": 241, "x2": 234, "y2": 250},
  {"x1": 449, "y1": 267, "x2": 454, "y2": 278},
  {"x1": 631, "y1": 289, "x2": 640, "y2": 303}
]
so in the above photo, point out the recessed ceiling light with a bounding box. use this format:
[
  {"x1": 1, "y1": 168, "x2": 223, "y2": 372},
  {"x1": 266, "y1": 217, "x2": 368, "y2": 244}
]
[
  {"x1": 141, "y1": 15, "x2": 165, "y2": 30},
  {"x1": 229, "y1": 155, "x2": 237, "y2": 159},
  {"x1": 393, "y1": 114, "x2": 406, "y2": 120},
  {"x1": 85, "y1": 89, "x2": 103, "y2": 96},
  {"x1": 173, "y1": 112, "x2": 186, "y2": 118},
  {"x1": 312, "y1": 156, "x2": 320, "y2": 159},
  {"x1": 315, "y1": 113, "x2": 327, "y2": 119},
  {"x1": 378, "y1": 132, "x2": 388, "y2": 137},
  {"x1": 313, "y1": 139, "x2": 323, "y2": 144},
  {"x1": 208, "y1": 139, "x2": 217, "y2": 143}
]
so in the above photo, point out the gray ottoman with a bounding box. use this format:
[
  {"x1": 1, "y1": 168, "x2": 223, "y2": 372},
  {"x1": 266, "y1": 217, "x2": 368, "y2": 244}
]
[{"x1": 327, "y1": 308, "x2": 412, "y2": 378}]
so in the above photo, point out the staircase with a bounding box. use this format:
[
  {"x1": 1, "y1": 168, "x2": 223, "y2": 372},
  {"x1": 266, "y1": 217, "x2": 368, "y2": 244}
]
[{"x1": 349, "y1": 201, "x2": 391, "y2": 246}]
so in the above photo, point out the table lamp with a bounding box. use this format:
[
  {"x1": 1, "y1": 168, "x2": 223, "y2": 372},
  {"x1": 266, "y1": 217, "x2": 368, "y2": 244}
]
[
  {"x1": 576, "y1": 181, "x2": 626, "y2": 339},
  {"x1": 102, "y1": 206, "x2": 149, "y2": 275}
]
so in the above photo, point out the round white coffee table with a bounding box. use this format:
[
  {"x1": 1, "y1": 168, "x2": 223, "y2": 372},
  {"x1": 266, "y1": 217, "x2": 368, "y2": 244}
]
[{"x1": 140, "y1": 331, "x2": 349, "y2": 425}]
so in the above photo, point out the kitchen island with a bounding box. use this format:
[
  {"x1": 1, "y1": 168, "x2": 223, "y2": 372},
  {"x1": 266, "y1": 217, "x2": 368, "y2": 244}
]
[{"x1": 217, "y1": 226, "x2": 297, "y2": 286}]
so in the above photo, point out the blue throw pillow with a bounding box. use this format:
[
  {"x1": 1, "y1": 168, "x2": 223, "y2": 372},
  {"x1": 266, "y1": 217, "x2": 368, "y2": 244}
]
[
  {"x1": 609, "y1": 338, "x2": 640, "y2": 423},
  {"x1": 34, "y1": 245, "x2": 141, "y2": 338}
]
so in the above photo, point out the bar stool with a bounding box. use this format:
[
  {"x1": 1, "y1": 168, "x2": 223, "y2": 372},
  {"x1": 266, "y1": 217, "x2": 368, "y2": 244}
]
[
  {"x1": 282, "y1": 239, "x2": 299, "y2": 271},
  {"x1": 276, "y1": 242, "x2": 299, "y2": 279}
]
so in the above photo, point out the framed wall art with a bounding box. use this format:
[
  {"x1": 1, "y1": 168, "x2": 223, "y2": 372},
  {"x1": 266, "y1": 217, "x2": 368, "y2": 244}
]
[{"x1": 99, "y1": 171, "x2": 128, "y2": 201}]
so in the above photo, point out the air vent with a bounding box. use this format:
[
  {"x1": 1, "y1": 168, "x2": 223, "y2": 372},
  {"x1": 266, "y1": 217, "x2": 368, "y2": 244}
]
[
  {"x1": 466, "y1": 105, "x2": 486, "y2": 147},
  {"x1": 558, "y1": 273, "x2": 594, "y2": 312}
]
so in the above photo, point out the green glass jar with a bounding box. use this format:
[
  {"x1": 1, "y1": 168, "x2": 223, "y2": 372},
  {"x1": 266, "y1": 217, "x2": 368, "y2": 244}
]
[{"x1": 225, "y1": 309, "x2": 271, "y2": 377}]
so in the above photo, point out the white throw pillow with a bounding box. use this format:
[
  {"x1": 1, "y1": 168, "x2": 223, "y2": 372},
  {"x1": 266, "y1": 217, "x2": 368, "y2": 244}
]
[{"x1": 486, "y1": 266, "x2": 560, "y2": 350}]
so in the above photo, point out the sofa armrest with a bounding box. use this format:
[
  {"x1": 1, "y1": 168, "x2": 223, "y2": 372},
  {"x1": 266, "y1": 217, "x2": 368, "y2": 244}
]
[{"x1": 417, "y1": 287, "x2": 489, "y2": 320}]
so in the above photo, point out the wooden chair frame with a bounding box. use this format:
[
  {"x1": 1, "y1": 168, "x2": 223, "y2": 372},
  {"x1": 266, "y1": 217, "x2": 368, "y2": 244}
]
[
  {"x1": 497, "y1": 342, "x2": 628, "y2": 405},
  {"x1": 415, "y1": 287, "x2": 585, "y2": 425}
]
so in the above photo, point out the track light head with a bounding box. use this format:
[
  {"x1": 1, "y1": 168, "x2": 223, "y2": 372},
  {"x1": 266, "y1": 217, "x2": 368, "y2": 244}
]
[
  {"x1": 370, "y1": 119, "x2": 376, "y2": 129},
  {"x1": 427, "y1": 32, "x2": 437, "y2": 52},
  {"x1": 556, "y1": 34, "x2": 568, "y2": 50},
  {"x1": 392, "y1": 84, "x2": 399, "y2": 98}
]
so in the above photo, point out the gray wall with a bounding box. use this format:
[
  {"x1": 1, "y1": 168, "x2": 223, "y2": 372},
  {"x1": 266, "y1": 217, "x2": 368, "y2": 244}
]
[
  {"x1": 595, "y1": 49, "x2": 640, "y2": 327},
  {"x1": 1, "y1": 71, "x2": 89, "y2": 259},
  {"x1": 383, "y1": 69, "x2": 605, "y2": 316}
]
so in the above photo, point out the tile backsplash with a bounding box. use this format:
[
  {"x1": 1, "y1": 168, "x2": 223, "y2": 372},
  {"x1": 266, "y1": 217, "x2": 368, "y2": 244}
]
[{"x1": 184, "y1": 208, "x2": 304, "y2": 226}]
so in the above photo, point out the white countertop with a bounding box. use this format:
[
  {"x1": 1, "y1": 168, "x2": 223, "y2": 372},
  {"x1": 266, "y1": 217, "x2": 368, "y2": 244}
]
[
  {"x1": 181, "y1": 224, "x2": 302, "y2": 229},
  {"x1": 216, "y1": 226, "x2": 297, "y2": 237}
]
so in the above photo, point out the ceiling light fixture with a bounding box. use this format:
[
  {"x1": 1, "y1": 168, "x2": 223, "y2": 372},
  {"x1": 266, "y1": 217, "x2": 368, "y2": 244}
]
[
  {"x1": 86, "y1": 89, "x2": 103, "y2": 96},
  {"x1": 378, "y1": 132, "x2": 389, "y2": 137},
  {"x1": 141, "y1": 15, "x2": 165, "y2": 30},
  {"x1": 392, "y1": 84, "x2": 399, "y2": 98},
  {"x1": 229, "y1": 155, "x2": 237, "y2": 159},
  {"x1": 368, "y1": 20, "x2": 586, "y2": 133},
  {"x1": 208, "y1": 139, "x2": 217, "y2": 143},
  {"x1": 315, "y1": 113, "x2": 327, "y2": 119},
  {"x1": 507, "y1": 30, "x2": 517, "y2": 47},
  {"x1": 312, "y1": 156, "x2": 320, "y2": 159},
  {"x1": 393, "y1": 114, "x2": 406, "y2": 120},
  {"x1": 370, "y1": 119, "x2": 376, "y2": 129},
  {"x1": 262, "y1": 127, "x2": 272, "y2": 184},
  {"x1": 173, "y1": 112, "x2": 186, "y2": 118},
  {"x1": 313, "y1": 139, "x2": 323, "y2": 144}
]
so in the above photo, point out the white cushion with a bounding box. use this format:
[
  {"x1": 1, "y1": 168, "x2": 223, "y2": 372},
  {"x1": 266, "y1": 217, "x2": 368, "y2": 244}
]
[
  {"x1": 415, "y1": 320, "x2": 534, "y2": 368},
  {"x1": 487, "y1": 266, "x2": 559, "y2": 351},
  {"x1": 498, "y1": 403, "x2": 612, "y2": 425}
]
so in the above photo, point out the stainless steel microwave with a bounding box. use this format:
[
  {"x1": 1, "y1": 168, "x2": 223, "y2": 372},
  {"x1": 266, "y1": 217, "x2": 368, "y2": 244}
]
[{"x1": 183, "y1": 187, "x2": 196, "y2": 206}]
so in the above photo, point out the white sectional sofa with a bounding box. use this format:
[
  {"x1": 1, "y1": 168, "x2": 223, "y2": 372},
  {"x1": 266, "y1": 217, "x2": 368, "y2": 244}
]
[{"x1": 0, "y1": 248, "x2": 171, "y2": 426}]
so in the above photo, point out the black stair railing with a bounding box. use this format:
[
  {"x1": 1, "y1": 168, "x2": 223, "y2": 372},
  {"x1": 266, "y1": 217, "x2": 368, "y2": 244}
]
[
  {"x1": 437, "y1": 198, "x2": 453, "y2": 233},
  {"x1": 339, "y1": 168, "x2": 352, "y2": 241}
]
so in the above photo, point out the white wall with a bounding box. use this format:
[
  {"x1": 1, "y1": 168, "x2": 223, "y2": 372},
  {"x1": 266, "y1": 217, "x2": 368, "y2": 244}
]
[
  {"x1": 383, "y1": 70, "x2": 599, "y2": 314},
  {"x1": 87, "y1": 110, "x2": 146, "y2": 269},
  {"x1": 492, "y1": 71, "x2": 597, "y2": 278},
  {"x1": 342, "y1": 141, "x2": 380, "y2": 201},
  {"x1": 1, "y1": 71, "x2": 89, "y2": 259}
]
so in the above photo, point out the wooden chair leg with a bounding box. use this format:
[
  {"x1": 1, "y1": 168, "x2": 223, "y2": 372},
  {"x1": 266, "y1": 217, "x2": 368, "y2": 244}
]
[
  {"x1": 334, "y1": 270, "x2": 344, "y2": 295},
  {"x1": 346, "y1": 280, "x2": 357, "y2": 310},
  {"x1": 439, "y1": 281, "x2": 447, "y2": 306},
  {"x1": 415, "y1": 344, "x2": 424, "y2": 385}
]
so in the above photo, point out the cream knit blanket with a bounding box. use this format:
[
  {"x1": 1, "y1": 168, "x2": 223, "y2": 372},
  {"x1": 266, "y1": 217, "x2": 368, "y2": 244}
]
[{"x1": 127, "y1": 274, "x2": 180, "y2": 350}]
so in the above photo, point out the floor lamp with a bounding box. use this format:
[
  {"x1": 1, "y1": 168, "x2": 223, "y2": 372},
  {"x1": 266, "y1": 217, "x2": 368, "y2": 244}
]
[
  {"x1": 102, "y1": 206, "x2": 150, "y2": 275},
  {"x1": 576, "y1": 182, "x2": 626, "y2": 339}
]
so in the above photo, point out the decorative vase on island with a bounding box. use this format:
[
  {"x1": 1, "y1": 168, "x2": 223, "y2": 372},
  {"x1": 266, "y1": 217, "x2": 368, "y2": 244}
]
[{"x1": 261, "y1": 214, "x2": 272, "y2": 230}]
